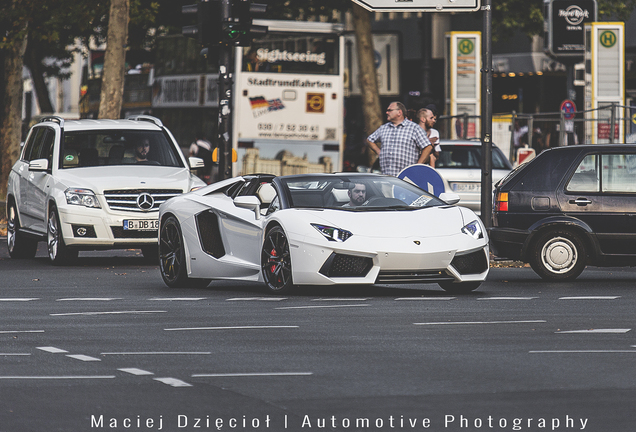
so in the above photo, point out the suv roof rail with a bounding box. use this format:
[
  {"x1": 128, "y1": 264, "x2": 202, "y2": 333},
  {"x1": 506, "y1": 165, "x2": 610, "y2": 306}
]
[
  {"x1": 39, "y1": 116, "x2": 65, "y2": 128},
  {"x1": 126, "y1": 115, "x2": 164, "y2": 128}
]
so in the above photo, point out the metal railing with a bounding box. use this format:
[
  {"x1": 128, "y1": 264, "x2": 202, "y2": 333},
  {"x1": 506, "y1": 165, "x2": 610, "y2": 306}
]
[{"x1": 435, "y1": 104, "x2": 636, "y2": 163}]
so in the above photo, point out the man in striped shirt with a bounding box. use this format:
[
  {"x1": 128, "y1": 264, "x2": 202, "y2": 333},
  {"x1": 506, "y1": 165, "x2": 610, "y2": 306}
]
[{"x1": 366, "y1": 102, "x2": 433, "y2": 176}]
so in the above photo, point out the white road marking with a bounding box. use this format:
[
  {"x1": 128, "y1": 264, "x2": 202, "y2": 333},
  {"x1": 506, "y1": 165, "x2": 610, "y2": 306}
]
[
  {"x1": 0, "y1": 298, "x2": 39, "y2": 302},
  {"x1": 148, "y1": 297, "x2": 206, "y2": 301},
  {"x1": 226, "y1": 297, "x2": 287, "y2": 301},
  {"x1": 556, "y1": 329, "x2": 631, "y2": 334},
  {"x1": 102, "y1": 352, "x2": 211, "y2": 355},
  {"x1": 37, "y1": 346, "x2": 68, "y2": 353},
  {"x1": 414, "y1": 320, "x2": 547, "y2": 326},
  {"x1": 66, "y1": 354, "x2": 101, "y2": 362},
  {"x1": 164, "y1": 325, "x2": 299, "y2": 331},
  {"x1": 478, "y1": 297, "x2": 538, "y2": 300},
  {"x1": 530, "y1": 350, "x2": 636, "y2": 354},
  {"x1": 56, "y1": 298, "x2": 121, "y2": 301},
  {"x1": 312, "y1": 298, "x2": 370, "y2": 301},
  {"x1": 0, "y1": 330, "x2": 44, "y2": 334},
  {"x1": 192, "y1": 372, "x2": 313, "y2": 377},
  {"x1": 276, "y1": 304, "x2": 370, "y2": 310},
  {"x1": 118, "y1": 368, "x2": 154, "y2": 376},
  {"x1": 395, "y1": 297, "x2": 455, "y2": 301},
  {"x1": 559, "y1": 296, "x2": 620, "y2": 300},
  {"x1": 51, "y1": 310, "x2": 166, "y2": 316},
  {"x1": 0, "y1": 353, "x2": 31, "y2": 356},
  {"x1": 0, "y1": 375, "x2": 115, "y2": 380},
  {"x1": 154, "y1": 377, "x2": 192, "y2": 387}
]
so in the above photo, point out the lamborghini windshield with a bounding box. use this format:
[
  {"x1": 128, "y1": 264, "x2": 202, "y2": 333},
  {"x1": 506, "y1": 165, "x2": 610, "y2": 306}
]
[{"x1": 281, "y1": 174, "x2": 447, "y2": 211}]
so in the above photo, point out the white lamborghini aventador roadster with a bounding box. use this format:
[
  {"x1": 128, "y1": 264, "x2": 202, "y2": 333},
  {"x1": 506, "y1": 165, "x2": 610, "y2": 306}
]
[{"x1": 158, "y1": 173, "x2": 489, "y2": 294}]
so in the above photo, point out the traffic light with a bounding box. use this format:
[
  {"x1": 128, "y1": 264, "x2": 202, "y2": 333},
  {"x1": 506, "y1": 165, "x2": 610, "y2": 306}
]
[
  {"x1": 182, "y1": 0, "x2": 222, "y2": 47},
  {"x1": 226, "y1": 0, "x2": 268, "y2": 47}
]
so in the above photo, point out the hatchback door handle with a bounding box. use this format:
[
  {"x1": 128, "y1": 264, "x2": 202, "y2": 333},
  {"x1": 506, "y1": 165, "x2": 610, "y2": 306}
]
[{"x1": 569, "y1": 198, "x2": 592, "y2": 206}]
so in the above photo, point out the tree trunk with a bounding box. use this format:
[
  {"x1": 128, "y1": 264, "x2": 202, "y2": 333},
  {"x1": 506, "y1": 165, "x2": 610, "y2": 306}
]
[
  {"x1": 98, "y1": 0, "x2": 129, "y2": 119},
  {"x1": 351, "y1": 3, "x2": 383, "y2": 167},
  {"x1": 24, "y1": 39, "x2": 55, "y2": 114},
  {"x1": 0, "y1": 34, "x2": 28, "y2": 201}
]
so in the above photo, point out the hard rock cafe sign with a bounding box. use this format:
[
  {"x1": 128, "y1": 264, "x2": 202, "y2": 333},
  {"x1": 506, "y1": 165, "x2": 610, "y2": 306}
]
[{"x1": 545, "y1": 0, "x2": 597, "y2": 58}]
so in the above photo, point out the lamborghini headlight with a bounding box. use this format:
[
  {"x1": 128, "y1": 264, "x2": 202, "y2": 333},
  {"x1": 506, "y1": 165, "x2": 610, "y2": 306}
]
[
  {"x1": 461, "y1": 220, "x2": 483, "y2": 239},
  {"x1": 311, "y1": 224, "x2": 352, "y2": 242},
  {"x1": 65, "y1": 188, "x2": 101, "y2": 208}
]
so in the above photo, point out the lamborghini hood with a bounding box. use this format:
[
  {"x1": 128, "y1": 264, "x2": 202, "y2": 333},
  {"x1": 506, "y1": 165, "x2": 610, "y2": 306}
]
[{"x1": 305, "y1": 206, "x2": 470, "y2": 239}]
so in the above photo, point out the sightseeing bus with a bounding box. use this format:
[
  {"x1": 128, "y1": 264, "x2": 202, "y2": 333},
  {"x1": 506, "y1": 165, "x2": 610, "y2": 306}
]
[{"x1": 232, "y1": 20, "x2": 345, "y2": 175}]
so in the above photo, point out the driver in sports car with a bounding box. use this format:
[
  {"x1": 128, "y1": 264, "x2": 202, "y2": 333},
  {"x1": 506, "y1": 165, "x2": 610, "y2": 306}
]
[{"x1": 343, "y1": 182, "x2": 367, "y2": 207}]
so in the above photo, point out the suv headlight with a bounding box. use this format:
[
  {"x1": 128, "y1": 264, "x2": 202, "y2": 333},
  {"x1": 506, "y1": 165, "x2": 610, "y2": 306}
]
[
  {"x1": 65, "y1": 188, "x2": 101, "y2": 208},
  {"x1": 461, "y1": 220, "x2": 483, "y2": 239},
  {"x1": 311, "y1": 224, "x2": 352, "y2": 242}
]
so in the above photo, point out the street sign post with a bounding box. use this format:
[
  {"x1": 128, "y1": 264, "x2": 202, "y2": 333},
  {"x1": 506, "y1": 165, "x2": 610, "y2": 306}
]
[
  {"x1": 560, "y1": 99, "x2": 576, "y2": 120},
  {"x1": 351, "y1": 0, "x2": 480, "y2": 12}
]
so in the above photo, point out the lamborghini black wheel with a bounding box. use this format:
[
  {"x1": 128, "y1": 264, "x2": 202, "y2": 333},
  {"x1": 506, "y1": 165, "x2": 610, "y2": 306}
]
[
  {"x1": 261, "y1": 226, "x2": 294, "y2": 293},
  {"x1": 159, "y1": 216, "x2": 210, "y2": 288}
]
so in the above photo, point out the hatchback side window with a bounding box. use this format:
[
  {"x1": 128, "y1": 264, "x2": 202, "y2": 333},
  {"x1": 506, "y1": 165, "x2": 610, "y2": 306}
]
[
  {"x1": 566, "y1": 154, "x2": 599, "y2": 192},
  {"x1": 602, "y1": 154, "x2": 636, "y2": 193}
]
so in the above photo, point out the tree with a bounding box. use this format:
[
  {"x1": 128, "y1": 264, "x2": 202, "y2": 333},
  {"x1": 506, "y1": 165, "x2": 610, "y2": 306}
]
[
  {"x1": 351, "y1": 3, "x2": 382, "y2": 167},
  {"x1": 23, "y1": 1, "x2": 110, "y2": 114},
  {"x1": 0, "y1": 0, "x2": 33, "y2": 201},
  {"x1": 99, "y1": 0, "x2": 130, "y2": 119}
]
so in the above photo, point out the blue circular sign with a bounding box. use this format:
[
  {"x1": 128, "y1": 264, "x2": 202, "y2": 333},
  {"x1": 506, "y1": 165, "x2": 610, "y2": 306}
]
[{"x1": 397, "y1": 164, "x2": 446, "y2": 197}]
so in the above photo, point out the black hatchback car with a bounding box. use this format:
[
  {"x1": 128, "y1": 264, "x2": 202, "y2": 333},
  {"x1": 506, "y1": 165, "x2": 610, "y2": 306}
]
[{"x1": 489, "y1": 144, "x2": 636, "y2": 281}]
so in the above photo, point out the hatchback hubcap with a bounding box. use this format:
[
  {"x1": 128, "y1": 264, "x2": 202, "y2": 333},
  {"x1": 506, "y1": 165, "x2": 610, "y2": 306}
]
[{"x1": 542, "y1": 237, "x2": 576, "y2": 273}]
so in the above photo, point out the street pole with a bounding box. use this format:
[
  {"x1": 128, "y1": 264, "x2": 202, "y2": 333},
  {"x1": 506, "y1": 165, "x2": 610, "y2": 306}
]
[
  {"x1": 480, "y1": 0, "x2": 493, "y2": 228},
  {"x1": 218, "y1": 0, "x2": 233, "y2": 180}
]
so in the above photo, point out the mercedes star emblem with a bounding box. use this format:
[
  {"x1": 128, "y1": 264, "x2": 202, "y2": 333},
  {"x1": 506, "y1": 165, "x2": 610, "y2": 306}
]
[{"x1": 136, "y1": 193, "x2": 155, "y2": 211}]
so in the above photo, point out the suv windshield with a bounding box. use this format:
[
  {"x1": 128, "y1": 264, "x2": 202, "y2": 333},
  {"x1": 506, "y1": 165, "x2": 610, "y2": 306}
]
[
  {"x1": 60, "y1": 130, "x2": 183, "y2": 169},
  {"x1": 281, "y1": 175, "x2": 447, "y2": 211}
]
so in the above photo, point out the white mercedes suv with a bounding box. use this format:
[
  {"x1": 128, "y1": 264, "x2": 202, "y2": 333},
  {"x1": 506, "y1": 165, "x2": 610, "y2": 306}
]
[{"x1": 6, "y1": 115, "x2": 206, "y2": 264}]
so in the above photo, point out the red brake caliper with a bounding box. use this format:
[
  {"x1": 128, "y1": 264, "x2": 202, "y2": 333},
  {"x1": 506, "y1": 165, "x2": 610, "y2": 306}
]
[{"x1": 270, "y1": 248, "x2": 277, "y2": 275}]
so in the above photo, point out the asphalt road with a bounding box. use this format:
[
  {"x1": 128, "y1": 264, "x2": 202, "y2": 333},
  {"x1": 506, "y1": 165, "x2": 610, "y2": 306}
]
[{"x1": 0, "y1": 242, "x2": 635, "y2": 432}]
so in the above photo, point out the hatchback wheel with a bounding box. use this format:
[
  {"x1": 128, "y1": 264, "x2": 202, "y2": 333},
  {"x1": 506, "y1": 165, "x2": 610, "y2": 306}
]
[
  {"x1": 47, "y1": 207, "x2": 78, "y2": 265},
  {"x1": 7, "y1": 203, "x2": 38, "y2": 259},
  {"x1": 159, "y1": 216, "x2": 210, "y2": 288},
  {"x1": 530, "y1": 230, "x2": 586, "y2": 281}
]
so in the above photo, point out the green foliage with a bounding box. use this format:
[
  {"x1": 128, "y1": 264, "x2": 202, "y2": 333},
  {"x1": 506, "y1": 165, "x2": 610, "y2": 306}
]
[
  {"x1": 491, "y1": 0, "x2": 544, "y2": 42},
  {"x1": 0, "y1": 0, "x2": 35, "y2": 48},
  {"x1": 597, "y1": 0, "x2": 636, "y2": 21},
  {"x1": 265, "y1": 0, "x2": 349, "y2": 22}
]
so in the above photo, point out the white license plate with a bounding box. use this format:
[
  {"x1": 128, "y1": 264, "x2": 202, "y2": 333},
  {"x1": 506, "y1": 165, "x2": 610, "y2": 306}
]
[
  {"x1": 123, "y1": 219, "x2": 159, "y2": 231},
  {"x1": 452, "y1": 182, "x2": 481, "y2": 192}
]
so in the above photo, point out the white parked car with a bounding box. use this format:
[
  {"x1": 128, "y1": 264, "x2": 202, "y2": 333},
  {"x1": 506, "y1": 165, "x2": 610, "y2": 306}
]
[
  {"x1": 158, "y1": 173, "x2": 489, "y2": 294},
  {"x1": 435, "y1": 140, "x2": 513, "y2": 214},
  {"x1": 6, "y1": 115, "x2": 206, "y2": 264}
]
